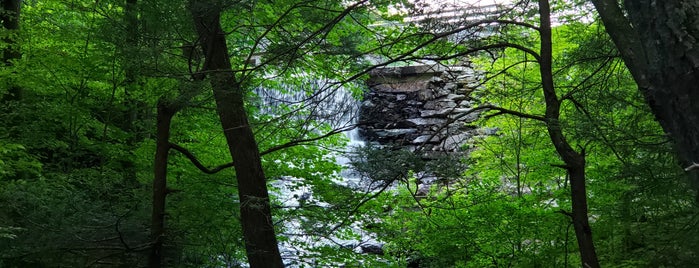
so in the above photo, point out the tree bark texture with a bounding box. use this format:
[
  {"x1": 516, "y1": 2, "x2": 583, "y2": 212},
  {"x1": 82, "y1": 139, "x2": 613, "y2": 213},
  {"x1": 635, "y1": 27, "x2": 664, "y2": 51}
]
[
  {"x1": 591, "y1": 0, "x2": 699, "y2": 191},
  {"x1": 538, "y1": 1, "x2": 600, "y2": 267},
  {"x1": 149, "y1": 102, "x2": 177, "y2": 268},
  {"x1": 189, "y1": 2, "x2": 284, "y2": 267},
  {"x1": 2, "y1": 0, "x2": 22, "y2": 101}
]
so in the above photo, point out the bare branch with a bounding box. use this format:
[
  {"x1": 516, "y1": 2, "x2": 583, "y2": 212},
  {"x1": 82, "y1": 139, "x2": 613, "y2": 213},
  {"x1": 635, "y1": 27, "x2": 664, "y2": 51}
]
[
  {"x1": 260, "y1": 125, "x2": 353, "y2": 156},
  {"x1": 684, "y1": 162, "x2": 699, "y2": 172},
  {"x1": 556, "y1": 209, "x2": 573, "y2": 218},
  {"x1": 479, "y1": 104, "x2": 546, "y2": 122},
  {"x1": 169, "y1": 143, "x2": 235, "y2": 174},
  {"x1": 242, "y1": 0, "x2": 370, "y2": 78},
  {"x1": 560, "y1": 56, "x2": 613, "y2": 102},
  {"x1": 171, "y1": 125, "x2": 352, "y2": 174}
]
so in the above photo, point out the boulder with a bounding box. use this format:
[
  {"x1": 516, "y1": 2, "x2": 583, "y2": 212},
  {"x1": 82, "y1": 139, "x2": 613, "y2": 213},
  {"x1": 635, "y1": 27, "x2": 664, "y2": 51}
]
[
  {"x1": 439, "y1": 133, "x2": 472, "y2": 151},
  {"x1": 361, "y1": 244, "x2": 384, "y2": 255},
  {"x1": 411, "y1": 135, "x2": 440, "y2": 144},
  {"x1": 406, "y1": 118, "x2": 447, "y2": 126},
  {"x1": 375, "y1": 128, "x2": 416, "y2": 138}
]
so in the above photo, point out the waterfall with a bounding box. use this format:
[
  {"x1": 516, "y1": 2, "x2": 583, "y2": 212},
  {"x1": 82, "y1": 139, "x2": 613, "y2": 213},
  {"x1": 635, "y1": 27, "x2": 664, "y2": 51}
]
[
  {"x1": 334, "y1": 110, "x2": 366, "y2": 189},
  {"x1": 254, "y1": 79, "x2": 382, "y2": 267}
]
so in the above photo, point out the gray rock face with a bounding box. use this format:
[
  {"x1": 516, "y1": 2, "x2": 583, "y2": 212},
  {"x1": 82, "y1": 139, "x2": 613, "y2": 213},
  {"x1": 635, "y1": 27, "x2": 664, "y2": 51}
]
[
  {"x1": 359, "y1": 65, "x2": 482, "y2": 152},
  {"x1": 406, "y1": 118, "x2": 446, "y2": 126}
]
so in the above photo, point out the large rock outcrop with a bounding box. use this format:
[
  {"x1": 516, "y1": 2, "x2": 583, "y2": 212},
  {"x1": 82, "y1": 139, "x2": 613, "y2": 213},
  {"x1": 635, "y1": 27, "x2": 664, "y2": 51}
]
[{"x1": 359, "y1": 65, "x2": 486, "y2": 153}]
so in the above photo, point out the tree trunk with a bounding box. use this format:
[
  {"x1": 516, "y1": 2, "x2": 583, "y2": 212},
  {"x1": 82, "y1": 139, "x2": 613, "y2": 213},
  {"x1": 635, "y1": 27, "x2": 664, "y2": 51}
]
[
  {"x1": 1, "y1": 0, "x2": 22, "y2": 101},
  {"x1": 591, "y1": 0, "x2": 699, "y2": 192},
  {"x1": 121, "y1": 0, "x2": 144, "y2": 183},
  {"x1": 189, "y1": 2, "x2": 284, "y2": 267},
  {"x1": 149, "y1": 101, "x2": 175, "y2": 268},
  {"x1": 538, "y1": 1, "x2": 600, "y2": 267},
  {"x1": 566, "y1": 163, "x2": 598, "y2": 268},
  {"x1": 123, "y1": 0, "x2": 139, "y2": 137}
]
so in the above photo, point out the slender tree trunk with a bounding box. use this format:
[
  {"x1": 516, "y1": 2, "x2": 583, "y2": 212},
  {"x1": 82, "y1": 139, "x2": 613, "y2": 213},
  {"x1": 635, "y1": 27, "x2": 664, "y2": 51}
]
[
  {"x1": 591, "y1": 0, "x2": 699, "y2": 193},
  {"x1": 122, "y1": 0, "x2": 141, "y2": 182},
  {"x1": 123, "y1": 0, "x2": 140, "y2": 136},
  {"x1": 149, "y1": 101, "x2": 175, "y2": 268},
  {"x1": 1, "y1": 0, "x2": 22, "y2": 101},
  {"x1": 566, "y1": 163, "x2": 598, "y2": 268},
  {"x1": 189, "y1": 2, "x2": 284, "y2": 267},
  {"x1": 124, "y1": 0, "x2": 139, "y2": 111},
  {"x1": 538, "y1": 1, "x2": 599, "y2": 267}
]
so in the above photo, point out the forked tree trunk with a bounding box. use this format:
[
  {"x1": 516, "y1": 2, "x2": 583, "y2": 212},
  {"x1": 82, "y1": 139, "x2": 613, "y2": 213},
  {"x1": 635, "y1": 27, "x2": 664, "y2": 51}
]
[
  {"x1": 538, "y1": 1, "x2": 600, "y2": 267},
  {"x1": 591, "y1": 0, "x2": 699, "y2": 193},
  {"x1": 189, "y1": 2, "x2": 284, "y2": 267}
]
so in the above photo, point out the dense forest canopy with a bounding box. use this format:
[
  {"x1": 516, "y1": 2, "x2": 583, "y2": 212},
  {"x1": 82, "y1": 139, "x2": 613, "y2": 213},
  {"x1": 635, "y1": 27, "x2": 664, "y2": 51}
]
[{"x1": 1, "y1": 0, "x2": 698, "y2": 267}]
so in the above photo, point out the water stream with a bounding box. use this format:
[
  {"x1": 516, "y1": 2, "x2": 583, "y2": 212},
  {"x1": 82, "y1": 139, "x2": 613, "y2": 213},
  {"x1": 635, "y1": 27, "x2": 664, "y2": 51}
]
[{"x1": 256, "y1": 81, "x2": 385, "y2": 267}]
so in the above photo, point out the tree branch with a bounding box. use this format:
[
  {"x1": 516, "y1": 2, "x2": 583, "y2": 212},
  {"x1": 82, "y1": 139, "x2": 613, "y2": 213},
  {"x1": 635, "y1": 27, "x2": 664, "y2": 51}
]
[
  {"x1": 479, "y1": 104, "x2": 546, "y2": 122},
  {"x1": 170, "y1": 125, "x2": 352, "y2": 174},
  {"x1": 414, "y1": 42, "x2": 541, "y2": 63},
  {"x1": 556, "y1": 209, "x2": 573, "y2": 219},
  {"x1": 169, "y1": 143, "x2": 235, "y2": 174},
  {"x1": 559, "y1": 56, "x2": 613, "y2": 102},
  {"x1": 684, "y1": 162, "x2": 699, "y2": 172},
  {"x1": 260, "y1": 125, "x2": 353, "y2": 156}
]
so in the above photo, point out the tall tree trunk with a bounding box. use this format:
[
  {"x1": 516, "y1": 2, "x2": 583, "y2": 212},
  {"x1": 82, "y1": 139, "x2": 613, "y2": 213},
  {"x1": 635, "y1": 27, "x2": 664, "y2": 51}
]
[
  {"x1": 123, "y1": 0, "x2": 140, "y2": 136},
  {"x1": 1, "y1": 0, "x2": 22, "y2": 101},
  {"x1": 538, "y1": 1, "x2": 600, "y2": 267},
  {"x1": 122, "y1": 0, "x2": 141, "y2": 182},
  {"x1": 189, "y1": 2, "x2": 284, "y2": 267},
  {"x1": 149, "y1": 101, "x2": 175, "y2": 268},
  {"x1": 591, "y1": 0, "x2": 699, "y2": 193}
]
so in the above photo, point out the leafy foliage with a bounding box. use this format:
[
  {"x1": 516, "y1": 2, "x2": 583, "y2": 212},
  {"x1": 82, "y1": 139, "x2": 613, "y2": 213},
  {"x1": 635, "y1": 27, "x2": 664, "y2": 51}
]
[{"x1": 1, "y1": 0, "x2": 697, "y2": 267}]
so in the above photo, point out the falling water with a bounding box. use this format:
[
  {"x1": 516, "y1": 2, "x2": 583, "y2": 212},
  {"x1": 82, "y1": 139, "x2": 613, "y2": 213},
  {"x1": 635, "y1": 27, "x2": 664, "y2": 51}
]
[{"x1": 253, "y1": 79, "x2": 383, "y2": 267}]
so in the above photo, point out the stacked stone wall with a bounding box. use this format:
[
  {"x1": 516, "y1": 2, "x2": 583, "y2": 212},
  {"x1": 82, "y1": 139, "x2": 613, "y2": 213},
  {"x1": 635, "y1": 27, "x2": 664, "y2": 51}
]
[{"x1": 359, "y1": 65, "x2": 486, "y2": 153}]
